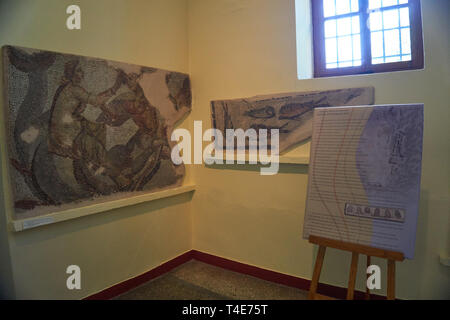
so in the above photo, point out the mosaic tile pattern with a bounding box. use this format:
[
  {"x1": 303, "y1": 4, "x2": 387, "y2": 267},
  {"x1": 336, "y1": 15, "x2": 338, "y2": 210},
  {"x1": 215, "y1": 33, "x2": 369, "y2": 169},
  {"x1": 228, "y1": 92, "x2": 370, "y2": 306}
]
[
  {"x1": 2, "y1": 46, "x2": 192, "y2": 218},
  {"x1": 211, "y1": 87, "x2": 374, "y2": 153}
]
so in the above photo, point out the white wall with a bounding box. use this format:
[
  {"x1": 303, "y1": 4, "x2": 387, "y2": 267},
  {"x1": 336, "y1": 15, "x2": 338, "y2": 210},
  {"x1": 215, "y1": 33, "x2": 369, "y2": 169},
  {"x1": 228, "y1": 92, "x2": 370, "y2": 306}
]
[
  {"x1": 187, "y1": 0, "x2": 449, "y2": 299},
  {"x1": 0, "y1": 0, "x2": 193, "y2": 299}
]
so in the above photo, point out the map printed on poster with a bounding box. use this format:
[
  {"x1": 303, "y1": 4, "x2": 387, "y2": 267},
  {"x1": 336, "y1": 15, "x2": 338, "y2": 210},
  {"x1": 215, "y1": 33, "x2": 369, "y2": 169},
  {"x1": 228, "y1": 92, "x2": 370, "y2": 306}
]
[{"x1": 303, "y1": 104, "x2": 424, "y2": 259}]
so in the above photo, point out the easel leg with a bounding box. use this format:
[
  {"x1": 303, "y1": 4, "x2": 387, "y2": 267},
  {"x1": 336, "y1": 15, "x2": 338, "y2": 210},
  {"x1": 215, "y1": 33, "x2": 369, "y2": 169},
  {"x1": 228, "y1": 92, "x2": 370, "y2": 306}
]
[
  {"x1": 365, "y1": 256, "x2": 371, "y2": 300},
  {"x1": 387, "y1": 259, "x2": 396, "y2": 300},
  {"x1": 308, "y1": 245, "x2": 326, "y2": 300},
  {"x1": 346, "y1": 252, "x2": 359, "y2": 300}
]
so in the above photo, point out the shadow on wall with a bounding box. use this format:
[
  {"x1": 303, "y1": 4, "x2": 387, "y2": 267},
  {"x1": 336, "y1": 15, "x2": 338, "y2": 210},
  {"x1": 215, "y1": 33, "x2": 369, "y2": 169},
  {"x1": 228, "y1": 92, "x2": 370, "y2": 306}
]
[
  {"x1": 0, "y1": 137, "x2": 16, "y2": 299},
  {"x1": 10, "y1": 191, "x2": 194, "y2": 247},
  {"x1": 406, "y1": 188, "x2": 430, "y2": 296},
  {"x1": 205, "y1": 163, "x2": 309, "y2": 175}
]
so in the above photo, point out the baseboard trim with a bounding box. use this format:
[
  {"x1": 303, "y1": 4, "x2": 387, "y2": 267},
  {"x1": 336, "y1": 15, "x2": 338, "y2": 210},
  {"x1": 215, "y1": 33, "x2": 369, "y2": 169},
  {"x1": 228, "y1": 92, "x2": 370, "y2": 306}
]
[
  {"x1": 84, "y1": 250, "x2": 194, "y2": 300},
  {"x1": 192, "y1": 250, "x2": 311, "y2": 291},
  {"x1": 84, "y1": 249, "x2": 385, "y2": 300},
  {"x1": 191, "y1": 250, "x2": 385, "y2": 300}
]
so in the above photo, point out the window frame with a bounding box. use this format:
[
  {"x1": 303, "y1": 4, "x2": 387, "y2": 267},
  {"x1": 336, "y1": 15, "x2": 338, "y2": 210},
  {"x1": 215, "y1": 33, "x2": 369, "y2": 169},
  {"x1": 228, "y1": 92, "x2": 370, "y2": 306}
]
[{"x1": 312, "y1": 0, "x2": 424, "y2": 78}]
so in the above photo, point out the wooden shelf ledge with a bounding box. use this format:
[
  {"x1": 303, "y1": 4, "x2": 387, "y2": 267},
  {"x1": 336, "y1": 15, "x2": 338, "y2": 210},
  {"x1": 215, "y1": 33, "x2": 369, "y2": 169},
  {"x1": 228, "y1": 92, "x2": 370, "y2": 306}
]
[{"x1": 11, "y1": 184, "x2": 196, "y2": 232}]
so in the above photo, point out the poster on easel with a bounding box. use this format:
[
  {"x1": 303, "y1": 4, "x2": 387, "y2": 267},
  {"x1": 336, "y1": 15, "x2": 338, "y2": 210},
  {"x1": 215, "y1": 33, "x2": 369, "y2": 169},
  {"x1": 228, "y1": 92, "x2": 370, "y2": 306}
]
[{"x1": 303, "y1": 104, "x2": 424, "y2": 259}]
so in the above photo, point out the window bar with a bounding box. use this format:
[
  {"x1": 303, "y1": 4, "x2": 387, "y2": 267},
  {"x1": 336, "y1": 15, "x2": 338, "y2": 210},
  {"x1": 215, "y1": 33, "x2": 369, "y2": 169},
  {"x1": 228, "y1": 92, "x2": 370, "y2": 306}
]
[
  {"x1": 398, "y1": 8, "x2": 403, "y2": 60},
  {"x1": 381, "y1": 8, "x2": 386, "y2": 63},
  {"x1": 368, "y1": 2, "x2": 409, "y2": 13},
  {"x1": 360, "y1": 0, "x2": 372, "y2": 70},
  {"x1": 351, "y1": 25, "x2": 354, "y2": 66},
  {"x1": 408, "y1": 0, "x2": 420, "y2": 64},
  {"x1": 335, "y1": 0, "x2": 339, "y2": 67}
]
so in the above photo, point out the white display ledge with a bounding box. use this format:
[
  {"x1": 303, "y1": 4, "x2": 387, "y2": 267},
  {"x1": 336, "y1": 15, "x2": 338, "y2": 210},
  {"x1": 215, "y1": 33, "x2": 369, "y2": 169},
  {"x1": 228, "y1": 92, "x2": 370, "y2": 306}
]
[
  {"x1": 11, "y1": 184, "x2": 196, "y2": 232},
  {"x1": 204, "y1": 154, "x2": 309, "y2": 165}
]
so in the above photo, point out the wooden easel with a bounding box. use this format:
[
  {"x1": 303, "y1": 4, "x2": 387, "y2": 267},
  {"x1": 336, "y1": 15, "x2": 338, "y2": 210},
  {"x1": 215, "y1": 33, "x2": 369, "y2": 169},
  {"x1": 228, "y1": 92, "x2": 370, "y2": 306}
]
[{"x1": 308, "y1": 235, "x2": 404, "y2": 300}]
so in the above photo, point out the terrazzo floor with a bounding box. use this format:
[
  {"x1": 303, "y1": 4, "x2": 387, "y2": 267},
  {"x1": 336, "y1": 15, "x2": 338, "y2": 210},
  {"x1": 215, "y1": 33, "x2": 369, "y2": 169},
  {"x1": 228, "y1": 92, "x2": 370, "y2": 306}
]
[{"x1": 114, "y1": 260, "x2": 309, "y2": 300}]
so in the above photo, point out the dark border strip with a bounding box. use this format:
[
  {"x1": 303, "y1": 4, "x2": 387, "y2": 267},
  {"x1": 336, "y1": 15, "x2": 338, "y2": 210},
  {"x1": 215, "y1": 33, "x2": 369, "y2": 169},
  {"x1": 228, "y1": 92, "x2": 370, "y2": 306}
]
[
  {"x1": 191, "y1": 250, "x2": 385, "y2": 300},
  {"x1": 83, "y1": 251, "x2": 194, "y2": 300}
]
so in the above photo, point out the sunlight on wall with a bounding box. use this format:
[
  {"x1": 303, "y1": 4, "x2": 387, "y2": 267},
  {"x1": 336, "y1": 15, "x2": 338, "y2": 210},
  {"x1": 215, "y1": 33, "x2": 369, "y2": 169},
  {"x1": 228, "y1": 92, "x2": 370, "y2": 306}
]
[{"x1": 295, "y1": 0, "x2": 314, "y2": 79}]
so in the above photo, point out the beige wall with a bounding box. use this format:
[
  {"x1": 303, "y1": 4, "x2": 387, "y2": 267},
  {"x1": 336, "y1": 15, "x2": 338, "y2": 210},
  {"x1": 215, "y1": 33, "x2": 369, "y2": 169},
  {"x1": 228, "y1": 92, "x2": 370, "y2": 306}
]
[
  {"x1": 188, "y1": 0, "x2": 449, "y2": 299},
  {"x1": 0, "y1": 0, "x2": 192, "y2": 299},
  {"x1": 0, "y1": 0, "x2": 448, "y2": 300}
]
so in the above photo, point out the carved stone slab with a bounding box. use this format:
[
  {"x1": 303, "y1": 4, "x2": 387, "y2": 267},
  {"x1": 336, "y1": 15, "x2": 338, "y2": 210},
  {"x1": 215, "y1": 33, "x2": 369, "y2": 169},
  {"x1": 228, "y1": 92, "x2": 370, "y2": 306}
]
[{"x1": 211, "y1": 87, "x2": 374, "y2": 153}]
